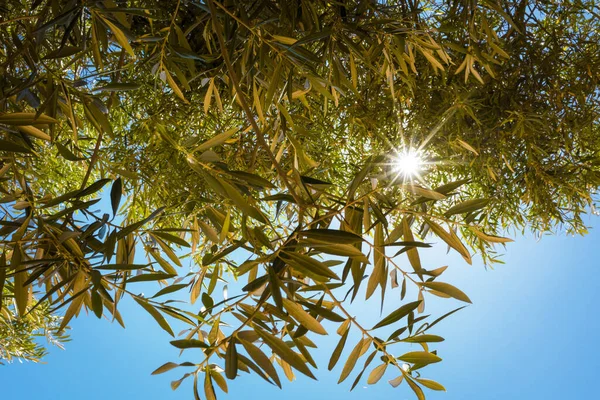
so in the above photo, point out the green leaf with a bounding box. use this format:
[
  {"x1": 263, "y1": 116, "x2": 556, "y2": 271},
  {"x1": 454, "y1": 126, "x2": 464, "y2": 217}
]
[
  {"x1": 372, "y1": 300, "x2": 422, "y2": 329},
  {"x1": 228, "y1": 170, "x2": 275, "y2": 189},
  {"x1": 419, "y1": 281, "x2": 472, "y2": 303},
  {"x1": 225, "y1": 340, "x2": 238, "y2": 379},
  {"x1": 282, "y1": 298, "x2": 327, "y2": 335},
  {"x1": 0, "y1": 112, "x2": 57, "y2": 125},
  {"x1": 367, "y1": 363, "x2": 388, "y2": 384},
  {"x1": 55, "y1": 143, "x2": 85, "y2": 161},
  {"x1": 366, "y1": 222, "x2": 385, "y2": 299},
  {"x1": 403, "y1": 219, "x2": 422, "y2": 275},
  {"x1": 406, "y1": 185, "x2": 446, "y2": 200},
  {"x1": 95, "y1": 82, "x2": 141, "y2": 91},
  {"x1": 299, "y1": 229, "x2": 363, "y2": 244},
  {"x1": 110, "y1": 178, "x2": 123, "y2": 216},
  {"x1": 98, "y1": 14, "x2": 135, "y2": 57},
  {"x1": 299, "y1": 301, "x2": 345, "y2": 322},
  {"x1": 254, "y1": 327, "x2": 315, "y2": 379},
  {"x1": 117, "y1": 207, "x2": 165, "y2": 239},
  {"x1": 398, "y1": 351, "x2": 442, "y2": 365},
  {"x1": 300, "y1": 241, "x2": 369, "y2": 263},
  {"x1": 76, "y1": 178, "x2": 111, "y2": 198},
  {"x1": 444, "y1": 199, "x2": 490, "y2": 217},
  {"x1": 416, "y1": 378, "x2": 446, "y2": 391},
  {"x1": 152, "y1": 362, "x2": 180, "y2": 375},
  {"x1": 338, "y1": 338, "x2": 369, "y2": 383},
  {"x1": 134, "y1": 297, "x2": 174, "y2": 336},
  {"x1": 44, "y1": 46, "x2": 81, "y2": 59},
  {"x1": 425, "y1": 218, "x2": 472, "y2": 264},
  {"x1": 152, "y1": 283, "x2": 188, "y2": 298},
  {"x1": 424, "y1": 306, "x2": 467, "y2": 332},
  {"x1": 328, "y1": 326, "x2": 350, "y2": 370},
  {"x1": 127, "y1": 273, "x2": 175, "y2": 283},
  {"x1": 170, "y1": 339, "x2": 209, "y2": 349},
  {"x1": 0, "y1": 139, "x2": 32, "y2": 153},
  {"x1": 194, "y1": 127, "x2": 239, "y2": 153},
  {"x1": 405, "y1": 374, "x2": 426, "y2": 400},
  {"x1": 471, "y1": 227, "x2": 514, "y2": 243},
  {"x1": 151, "y1": 231, "x2": 190, "y2": 247},
  {"x1": 240, "y1": 339, "x2": 282, "y2": 388},
  {"x1": 282, "y1": 251, "x2": 339, "y2": 281},
  {"x1": 402, "y1": 334, "x2": 445, "y2": 343},
  {"x1": 94, "y1": 263, "x2": 149, "y2": 270}
]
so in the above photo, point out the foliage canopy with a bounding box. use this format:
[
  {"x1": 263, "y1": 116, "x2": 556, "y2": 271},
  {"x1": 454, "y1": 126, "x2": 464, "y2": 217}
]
[{"x1": 1, "y1": 0, "x2": 599, "y2": 397}]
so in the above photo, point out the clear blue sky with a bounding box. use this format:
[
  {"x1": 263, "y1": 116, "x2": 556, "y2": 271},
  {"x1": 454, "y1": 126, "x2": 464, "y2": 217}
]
[{"x1": 2, "y1": 215, "x2": 599, "y2": 399}]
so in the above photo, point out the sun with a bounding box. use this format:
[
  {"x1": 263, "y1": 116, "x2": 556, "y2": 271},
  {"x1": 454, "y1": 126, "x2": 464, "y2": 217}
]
[{"x1": 392, "y1": 149, "x2": 423, "y2": 178}]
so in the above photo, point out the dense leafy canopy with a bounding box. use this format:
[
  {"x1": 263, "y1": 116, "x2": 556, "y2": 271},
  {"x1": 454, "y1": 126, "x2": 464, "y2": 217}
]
[
  {"x1": 1, "y1": 282, "x2": 69, "y2": 364},
  {"x1": 1, "y1": 0, "x2": 599, "y2": 397}
]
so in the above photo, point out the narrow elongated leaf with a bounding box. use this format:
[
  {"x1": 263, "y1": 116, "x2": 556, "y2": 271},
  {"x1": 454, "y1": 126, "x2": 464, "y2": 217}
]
[
  {"x1": 407, "y1": 186, "x2": 446, "y2": 200},
  {"x1": 424, "y1": 306, "x2": 467, "y2": 332},
  {"x1": 444, "y1": 199, "x2": 489, "y2": 217},
  {"x1": 134, "y1": 297, "x2": 174, "y2": 336},
  {"x1": 328, "y1": 326, "x2": 350, "y2": 370},
  {"x1": 299, "y1": 301, "x2": 345, "y2": 322},
  {"x1": 402, "y1": 334, "x2": 445, "y2": 343},
  {"x1": 282, "y1": 298, "x2": 327, "y2": 335},
  {"x1": 110, "y1": 178, "x2": 122, "y2": 216},
  {"x1": 372, "y1": 300, "x2": 422, "y2": 329},
  {"x1": 0, "y1": 112, "x2": 57, "y2": 125},
  {"x1": 98, "y1": 15, "x2": 135, "y2": 57},
  {"x1": 194, "y1": 127, "x2": 239, "y2": 153},
  {"x1": 299, "y1": 229, "x2": 363, "y2": 244},
  {"x1": 471, "y1": 227, "x2": 514, "y2": 243},
  {"x1": 403, "y1": 219, "x2": 422, "y2": 274},
  {"x1": 96, "y1": 82, "x2": 141, "y2": 91},
  {"x1": 367, "y1": 363, "x2": 388, "y2": 384},
  {"x1": 240, "y1": 339, "x2": 282, "y2": 388},
  {"x1": 0, "y1": 139, "x2": 32, "y2": 154},
  {"x1": 399, "y1": 351, "x2": 442, "y2": 364},
  {"x1": 77, "y1": 178, "x2": 111, "y2": 198},
  {"x1": 127, "y1": 273, "x2": 175, "y2": 283},
  {"x1": 301, "y1": 241, "x2": 369, "y2": 263},
  {"x1": 151, "y1": 231, "x2": 190, "y2": 247},
  {"x1": 152, "y1": 283, "x2": 188, "y2": 298},
  {"x1": 426, "y1": 218, "x2": 472, "y2": 264},
  {"x1": 152, "y1": 362, "x2": 180, "y2": 375},
  {"x1": 225, "y1": 341, "x2": 238, "y2": 379},
  {"x1": 366, "y1": 222, "x2": 385, "y2": 299},
  {"x1": 389, "y1": 374, "x2": 404, "y2": 388},
  {"x1": 338, "y1": 338, "x2": 368, "y2": 383},
  {"x1": 254, "y1": 328, "x2": 315, "y2": 379},
  {"x1": 405, "y1": 374, "x2": 426, "y2": 400},
  {"x1": 170, "y1": 339, "x2": 209, "y2": 349},
  {"x1": 419, "y1": 281, "x2": 472, "y2": 303},
  {"x1": 282, "y1": 251, "x2": 339, "y2": 280},
  {"x1": 94, "y1": 263, "x2": 148, "y2": 270},
  {"x1": 416, "y1": 378, "x2": 446, "y2": 391},
  {"x1": 17, "y1": 125, "x2": 51, "y2": 141}
]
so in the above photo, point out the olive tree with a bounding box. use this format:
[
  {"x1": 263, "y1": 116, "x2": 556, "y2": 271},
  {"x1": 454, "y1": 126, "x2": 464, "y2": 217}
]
[{"x1": 0, "y1": 0, "x2": 599, "y2": 398}]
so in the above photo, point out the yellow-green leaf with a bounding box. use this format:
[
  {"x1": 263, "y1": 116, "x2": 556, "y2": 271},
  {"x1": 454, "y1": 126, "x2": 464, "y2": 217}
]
[
  {"x1": 194, "y1": 127, "x2": 239, "y2": 153},
  {"x1": 134, "y1": 297, "x2": 174, "y2": 336},
  {"x1": 98, "y1": 15, "x2": 135, "y2": 58},
  {"x1": 282, "y1": 297, "x2": 327, "y2": 335},
  {"x1": 0, "y1": 112, "x2": 57, "y2": 125},
  {"x1": 367, "y1": 363, "x2": 388, "y2": 384},
  {"x1": 372, "y1": 300, "x2": 422, "y2": 329},
  {"x1": 416, "y1": 378, "x2": 446, "y2": 391},
  {"x1": 254, "y1": 327, "x2": 315, "y2": 379},
  {"x1": 338, "y1": 338, "x2": 369, "y2": 383},
  {"x1": 420, "y1": 281, "x2": 472, "y2": 303},
  {"x1": 398, "y1": 351, "x2": 442, "y2": 365}
]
